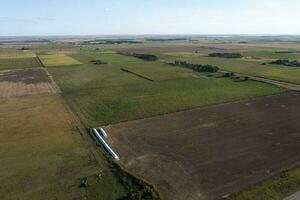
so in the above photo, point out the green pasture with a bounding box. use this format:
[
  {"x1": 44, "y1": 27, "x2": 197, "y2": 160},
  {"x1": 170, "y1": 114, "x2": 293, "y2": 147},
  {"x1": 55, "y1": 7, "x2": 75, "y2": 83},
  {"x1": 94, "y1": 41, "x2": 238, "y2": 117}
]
[
  {"x1": 122, "y1": 61, "x2": 199, "y2": 81},
  {"x1": 160, "y1": 53, "x2": 300, "y2": 84},
  {"x1": 242, "y1": 50, "x2": 300, "y2": 60},
  {"x1": 0, "y1": 52, "x2": 36, "y2": 59},
  {"x1": 48, "y1": 52, "x2": 285, "y2": 127},
  {"x1": 0, "y1": 95, "x2": 127, "y2": 200},
  {"x1": 0, "y1": 57, "x2": 41, "y2": 70}
]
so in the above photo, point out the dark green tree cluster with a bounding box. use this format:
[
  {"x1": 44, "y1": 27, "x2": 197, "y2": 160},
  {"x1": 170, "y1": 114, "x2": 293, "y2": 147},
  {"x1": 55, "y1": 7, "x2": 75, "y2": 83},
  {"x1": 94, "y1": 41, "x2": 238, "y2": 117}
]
[
  {"x1": 82, "y1": 40, "x2": 142, "y2": 45},
  {"x1": 146, "y1": 38, "x2": 187, "y2": 41},
  {"x1": 119, "y1": 52, "x2": 158, "y2": 61},
  {"x1": 91, "y1": 60, "x2": 108, "y2": 65},
  {"x1": 208, "y1": 52, "x2": 242, "y2": 59},
  {"x1": 173, "y1": 60, "x2": 219, "y2": 73},
  {"x1": 270, "y1": 59, "x2": 300, "y2": 67},
  {"x1": 275, "y1": 51, "x2": 300, "y2": 54}
]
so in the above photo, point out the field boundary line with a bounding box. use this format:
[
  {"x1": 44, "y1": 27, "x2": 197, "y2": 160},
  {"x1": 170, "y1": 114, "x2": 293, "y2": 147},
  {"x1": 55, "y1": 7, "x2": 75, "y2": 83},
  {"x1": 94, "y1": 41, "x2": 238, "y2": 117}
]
[
  {"x1": 121, "y1": 68, "x2": 154, "y2": 82},
  {"x1": 44, "y1": 68, "x2": 62, "y2": 94},
  {"x1": 36, "y1": 56, "x2": 45, "y2": 68}
]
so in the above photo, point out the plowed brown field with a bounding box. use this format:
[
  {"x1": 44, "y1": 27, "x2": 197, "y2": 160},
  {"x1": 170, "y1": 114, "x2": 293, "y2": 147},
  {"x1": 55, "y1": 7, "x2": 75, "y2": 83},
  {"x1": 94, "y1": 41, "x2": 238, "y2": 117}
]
[{"x1": 105, "y1": 92, "x2": 300, "y2": 200}]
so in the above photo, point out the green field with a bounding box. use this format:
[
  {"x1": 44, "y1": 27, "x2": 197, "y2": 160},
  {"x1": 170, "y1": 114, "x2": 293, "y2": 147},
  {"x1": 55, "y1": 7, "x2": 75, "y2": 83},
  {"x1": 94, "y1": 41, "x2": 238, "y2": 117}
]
[
  {"x1": 0, "y1": 57, "x2": 41, "y2": 70},
  {"x1": 0, "y1": 52, "x2": 36, "y2": 59},
  {"x1": 48, "y1": 52, "x2": 285, "y2": 127},
  {"x1": 39, "y1": 54, "x2": 82, "y2": 67},
  {"x1": 1, "y1": 40, "x2": 299, "y2": 200},
  {"x1": 122, "y1": 61, "x2": 199, "y2": 81},
  {"x1": 160, "y1": 53, "x2": 300, "y2": 84},
  {"x1": 0, "y1": 95, "x2": 126, "y2": 199},
  {"x1": 0, "y1": 94, "x2": 160, "y2": 200},
  {"x1": 241, "y1": 50, "x2": 300, "y2": 60}
]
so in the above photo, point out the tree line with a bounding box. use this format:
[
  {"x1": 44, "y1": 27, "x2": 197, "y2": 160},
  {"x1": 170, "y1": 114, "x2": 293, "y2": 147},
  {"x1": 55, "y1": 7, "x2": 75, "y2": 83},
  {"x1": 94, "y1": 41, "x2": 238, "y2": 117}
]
[
  {"x1": 170, "y1": 60, "x2": 219, "y2": 73},
  {"x1": 208, "y1": 53, "x2": 242, "y2": 59},
  {"x1": 82, "y1": 40, "x2": 142, "y2": 45},
  {"x1": 270, "y1": 59, "x2": 300, "y2": 67},
  {"x1": 118, "y1": 52, "x2": 158, "y2": 61}
]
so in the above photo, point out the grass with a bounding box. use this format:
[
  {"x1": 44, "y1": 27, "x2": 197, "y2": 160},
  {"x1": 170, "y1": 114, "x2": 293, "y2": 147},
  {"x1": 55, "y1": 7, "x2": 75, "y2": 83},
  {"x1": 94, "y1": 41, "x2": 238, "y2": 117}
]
[
  {"x1": 160, "y1": 53, "x2": 300, "y2": 85},
  {"x1": 0, "y1": 94, "x2": 159, "y2": 200},
  {"x1": 242, "y1": 50, "x2": 300, "y2": 60},
  {"x1": 48, "y1": 51, "x2": 285, "y2": 127},
  {"x1": 0, "y1": 94, "x2": 129, "y2": 200},
  {"x1": 0, "y1": 43, "x2": 297, "y2": 200},
  {"x1": 0, "y1": 57, "x2": 41, "y2": 70},
  {"x1": 122, "y1": 61, "x2": 199, "y2": 81},
  {"x1": 0, "y1": 52, "x2": 36, "y2": 59},
  {"x1": 228, "y1": 166, "x2": 300, "y2": 200},
  {"x1": 39, "y1": 54, "x2": 82, "y2": 67}
]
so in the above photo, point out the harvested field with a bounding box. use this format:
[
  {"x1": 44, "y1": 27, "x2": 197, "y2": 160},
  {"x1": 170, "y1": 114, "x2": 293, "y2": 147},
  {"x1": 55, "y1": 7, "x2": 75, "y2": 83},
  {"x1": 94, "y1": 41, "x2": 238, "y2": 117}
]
[
  {"x1": 105, "y1": 92, "x2": 300, "y2": 200},
  {"x1": 39, "y1": 54, "x2": 82, "y2": 67},
  {"x1": 0, "y1": 68, "x2": 58, "y2": 98}
]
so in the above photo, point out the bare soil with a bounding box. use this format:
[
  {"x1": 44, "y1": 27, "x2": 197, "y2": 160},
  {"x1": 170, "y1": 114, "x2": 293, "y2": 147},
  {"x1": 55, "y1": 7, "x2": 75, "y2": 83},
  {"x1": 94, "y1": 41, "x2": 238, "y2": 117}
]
[
  {"x1": 0, "y1": 68, "x2": 58, "y2": 99},
  {"x1": 105, "y1": 92, "x2": 300, "y2": 200}
]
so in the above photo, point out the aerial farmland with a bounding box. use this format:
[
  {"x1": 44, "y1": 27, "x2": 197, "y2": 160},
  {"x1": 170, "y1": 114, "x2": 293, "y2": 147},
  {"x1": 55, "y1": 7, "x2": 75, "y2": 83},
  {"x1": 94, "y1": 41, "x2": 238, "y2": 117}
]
[
  {"x1": 2, "y1": 0, "x2": 300, "y2": 198},
  {"x1": 1, "y1": 35, "x2": 299, "y2": 200}
]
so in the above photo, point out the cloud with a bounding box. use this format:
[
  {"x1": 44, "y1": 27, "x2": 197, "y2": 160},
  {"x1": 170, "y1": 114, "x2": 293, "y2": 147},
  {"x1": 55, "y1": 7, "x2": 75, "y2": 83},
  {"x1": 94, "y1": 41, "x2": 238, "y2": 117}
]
[{"x1": 105, "y1": 8, "x2": 111, "y2": 12}]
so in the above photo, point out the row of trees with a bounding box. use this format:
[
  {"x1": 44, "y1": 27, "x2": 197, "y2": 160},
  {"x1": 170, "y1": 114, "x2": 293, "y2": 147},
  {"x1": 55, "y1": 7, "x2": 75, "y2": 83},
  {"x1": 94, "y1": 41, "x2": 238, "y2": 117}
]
[
  {"x1": 275, "y1": 51, "x2": 300, "y2": 54},
  {"x1": 119, "y1": 52, "x2": 158, "y2": 61},
  {"x1": 146, "y1": 38, "x2": 187, "y2": 42},
  {"x1": 208, "y1": 53, "x2": 242, "y2": 59},
  {"x1": 91, "y1": 60, "x2": 108, "y2": 65},
  {"x1": 270, "y1": 59, "x2": 300, "y2": 67},
  {"x1": 172, "y1": 60, "x2": 219, "y2": 73},
  {"x1": 82, "y1": 40, "x2": 142, "y2": 45}
]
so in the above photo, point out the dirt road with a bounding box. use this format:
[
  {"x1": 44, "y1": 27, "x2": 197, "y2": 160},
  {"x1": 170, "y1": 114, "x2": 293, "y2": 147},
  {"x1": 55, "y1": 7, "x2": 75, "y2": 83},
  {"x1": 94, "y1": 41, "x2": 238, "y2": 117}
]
[{"x1": 220, "y1": 70, "x2": 300, "y2": 91}]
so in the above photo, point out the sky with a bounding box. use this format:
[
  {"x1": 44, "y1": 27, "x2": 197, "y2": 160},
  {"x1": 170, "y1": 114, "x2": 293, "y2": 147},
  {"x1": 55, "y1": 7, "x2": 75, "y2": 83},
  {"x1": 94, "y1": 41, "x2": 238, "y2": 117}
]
[{"x1": 1, "y1": 0, "x2": 300, "y2": 36}]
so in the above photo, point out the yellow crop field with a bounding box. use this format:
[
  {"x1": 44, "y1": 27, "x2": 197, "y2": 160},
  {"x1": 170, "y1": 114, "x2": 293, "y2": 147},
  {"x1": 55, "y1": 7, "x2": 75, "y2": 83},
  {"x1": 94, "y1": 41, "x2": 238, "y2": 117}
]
[{"x1": 39, "y1": 54, "x2": 82, "y2": 67}]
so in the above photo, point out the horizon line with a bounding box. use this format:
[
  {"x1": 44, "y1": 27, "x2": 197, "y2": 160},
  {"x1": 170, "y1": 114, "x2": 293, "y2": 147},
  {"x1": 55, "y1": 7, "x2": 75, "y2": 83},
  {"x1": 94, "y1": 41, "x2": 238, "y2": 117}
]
[{"x1": 1, "y1": 33, "x2": 300, "y2": 38}]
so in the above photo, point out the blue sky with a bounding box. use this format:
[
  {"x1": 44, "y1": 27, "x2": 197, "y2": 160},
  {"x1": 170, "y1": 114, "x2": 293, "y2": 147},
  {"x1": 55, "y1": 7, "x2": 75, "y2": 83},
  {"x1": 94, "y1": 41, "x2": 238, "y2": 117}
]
[{"x1": 1, "y1": 0, "x2": 300, "y2": 36}]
